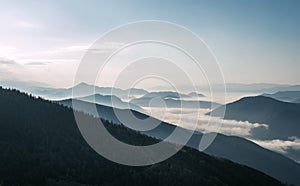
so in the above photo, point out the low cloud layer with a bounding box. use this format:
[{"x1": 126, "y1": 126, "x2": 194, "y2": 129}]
[
  {"x1": 144, "y1": 106, "x2": 300, "y2": 162},
  {"x1": 251, "y1": 137, "x2": 300, "y2": 154},
  {"x1": 144, "y1": 107, "x2": 269, "y2": 137}
]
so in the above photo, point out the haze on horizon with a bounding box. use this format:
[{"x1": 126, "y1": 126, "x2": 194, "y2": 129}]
[{"x1": 0, "y1": 0, "x2": 299, "y2": 88}]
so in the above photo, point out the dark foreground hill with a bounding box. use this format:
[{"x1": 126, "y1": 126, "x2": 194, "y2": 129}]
[{"x1": 0, "y1": 87, "x2": 286, "y2": 186}]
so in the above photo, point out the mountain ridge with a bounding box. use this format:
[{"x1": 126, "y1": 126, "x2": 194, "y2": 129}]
[{"x1": 210, "y1": 96, "x2": 300, "y2": 140}]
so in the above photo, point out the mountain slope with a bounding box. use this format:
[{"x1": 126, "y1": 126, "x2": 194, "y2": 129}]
[
  {"x1": 262, "y1": 91, "x2": 300, "y2": 102},
  {"x1": 188, "y1": 91, "x2": 205, "y2": 97},
  {"x1": 141, "y1": 91, "x2": 190, "y2": 99},
  {"x1": 0, "y1": 87, "x2": 285, "y2": 186},
  {"x1": 211, "y1": 96, "x2": 300, "y2": 140},
  {"x1": 130, "y1": 97, "x2": 220, "y2": 109},
  {"x1": 59, "y1": 99, "x2": 300, "y2": 185},
  {"x1": 263, "y1": 85, "x2": 300, "y2": 93},
  {"x1": 76, "y1": 93, "x2": 144, "y2": 113}
]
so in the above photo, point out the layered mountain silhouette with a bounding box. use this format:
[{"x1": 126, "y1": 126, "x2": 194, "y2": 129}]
[
  {"x1": 130, "y1": 92, "x2": 218, "y2": 109},
  {"x1": 58, "y1": 99, "x2": 300, "y2": 185},
  {"x1": 164, "y1": 83, "x2": 300, "y2": 93},
  {"x1": 262, "y1": 91, "x2": 300, "y2": 103},
  {"x1": 188, "y1": 91, "x2": 205, "y2": 97},
  {"x1": 75, "y1": 93, "x2": 144, "y2": 113},
  {"x1": 0, "y1": 87, "x2": 287, "y2": 186},
  {"x1": 9, "y1": 82, "x2": 149, "y2": 100},
  {"x1": 210, "y1": 96, "x2": 300, "y2": 140},
  {"x1": 130, "y1": 97, "x2": 219, "y2": 109},
  {"x1": 2, "y1": 80, "x2": 300, "y2": 97},
  {"x1": 136, "y1": 91, "x2": 205, "y2": 99},
  {"x1": 262, "y1": 85, "x2": 300, "y2": 93},
  {"x1": 224, "y1": 84, "x2": 300, "y2": 93},
  {"x1": 141, "y1": 91, "x2": 189, "y2": 99}
]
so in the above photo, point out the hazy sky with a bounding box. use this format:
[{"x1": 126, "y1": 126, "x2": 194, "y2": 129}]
[{"x1": 0, "y1": 0, "x2": 299, "y2": 88}]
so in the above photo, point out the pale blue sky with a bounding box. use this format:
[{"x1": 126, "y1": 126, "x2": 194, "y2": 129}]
[{"x1": 0, "y1": 0, "x2": 299, "y2": 87}]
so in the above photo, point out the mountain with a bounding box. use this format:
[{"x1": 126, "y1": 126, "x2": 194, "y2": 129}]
[
  {"x1": 130, "y1": 96, "x2": 219, "y2": 109},
  {"x1": 188, "y1": 92, "x2": 205, "y2": 97},
  {"x1": 58, "y1": 99, "x2": 300, "y2": 185},
  {"x1": 75, "y1": 94, "x2": 144, "y2": 113},
  {"x1": 141, "y1": 91, "x2": 190, "y2": 99},
  {"x1": 140, "y1": 91, "x2": 204, "y2": 100},
  {"x1": 30, "y1": 86, "x2": 71, "y2": 99},
  {"x1": 210, "y1": 96, "x2": 300, "y2": 140},
  {"x1": 262, "y1": 91, "x2": 300, "y2": 103},
  {"x1": 72, "y1": 83, "x2": 148, "y2": 98},
  {"x1": 0, "y1": 87, "x2": 286, "y2": 186}
]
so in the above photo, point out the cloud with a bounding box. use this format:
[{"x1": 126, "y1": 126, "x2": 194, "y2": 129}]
[
  {"x1": 251, "y1": 137, "x2": 300, "y2": 154},
  {"x1": 143, "y1": 107, "x2": 269, "y2": 137},
  {"x1": 89, "y1": 42, "x2": 125, "y2": 54},
  {"x1": 20, "y1": 59, "x2": 78, "y2": 64},
  {"x1": 59, "y1": 45, "x2": 90, "y2": 52},
  {"x1": 0, "y1": 58, "x2": 18, "y2": 65},
  {"x1": 24, "y1": 62, "x2": 48, "y2": 66},
  {"x1": 0, "y1": 41, "x2": 125, "y2": 85},
  {"x1": 0, "y1": 59, "x2": 20, "y2": 80}
]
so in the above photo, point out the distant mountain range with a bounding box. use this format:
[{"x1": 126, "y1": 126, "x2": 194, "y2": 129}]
[
  {"x1": 0, "y1": 80, "x2": 208, "y2": 103},
  {"x1": 140, "y1": 91, "x2": 205, "y2": 99},
  {"x1": 75, "y1": 94, "x2": 144, "y2": 113},
  {"x1": 261, "y1": 85, "x2": 300, "y2": 94},
  {"x1": 38, "y1": 82, "x2": 149, "y2": 100},
  {"x1": 131, "y1": 97, "x2": 219, "y2": 109},
  {"x1": 0, "y1": 87, "x2": 286, "y2": 186},
  {"x1": 130, "y1": 91, "x2": 217, "y2": 109},
  {"x1": 151, "y1": 83, "x2": 300, "y2": 93},
  {"x1": 188, "y1": 91, "x2": 205, "y2": 97},
  {"x1": 219, "y1": 83, "x2": 300, "y2": 93},
  {"x1": 0, "y1": 81, "x2": 149, "y2": 100},
  {"x1": 3, "y1": 80, "x2": 300, "y2": 99},
  {"x1": 58, "y1": 98, "x2": 300, "y2": 185},
  {"x1": 0, "y1": 79, "x2": 50, "y2": 91},
  {"x1": 215, "y1": 83, "x2": 293, "y2": 93},
  {"x1": 262, "y1": 91, "x2": 300, "y2": 103},
  {"x1": 141, "y1": 91, "x2": 190, "y2": 99}
]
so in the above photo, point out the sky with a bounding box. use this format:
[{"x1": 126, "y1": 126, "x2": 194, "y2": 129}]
[{"x1": 0, "y1": 0, "x2": 299, "y2": 88}]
